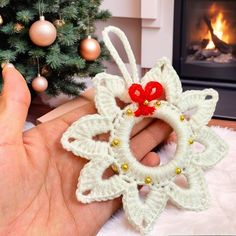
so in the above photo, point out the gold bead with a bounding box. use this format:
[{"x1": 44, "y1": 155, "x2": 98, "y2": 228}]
[
  {"x1": 125, "y1": 108, "x2": 133, "y2": 116},
  {"x1": 111, "y1": 139, "x2": 120, "y2": 147},
  {"x1": 111, "y1": 164, "x2": 119, "y2": 174},
  {"x1": 175, "y1": 167, "x2": 182, "y2": 175},
  {"x1": 145, "y1": 176, "x2": 152, "y2": 184},
  {"x1": 188, "y1": 138, "x2": 194, "y2": 145},
  {"x1": 121, "y1": 163, "x2": 129, "y2": 171},
  {"x1": 155, "y1": 101, "x2": 161, "y2": 107},
  {"x1": 143, "y1": 100, "x2": 149, "y2": 106},
  {"x1": 180, "y1": 114, "x2": 185, "y2": 121}
]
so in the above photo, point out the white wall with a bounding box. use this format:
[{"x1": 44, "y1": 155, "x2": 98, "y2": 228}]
[
  {"x1": 141, "y1": 0, "x2": 175, "y2": 68},
  {"x1": 96, "y1": 0, "x2": 175, "y2": 74}
]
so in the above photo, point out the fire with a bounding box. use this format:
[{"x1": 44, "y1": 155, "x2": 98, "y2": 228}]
[{"x1": 206, "y1": 11, "x2": 229, "y2": 49}]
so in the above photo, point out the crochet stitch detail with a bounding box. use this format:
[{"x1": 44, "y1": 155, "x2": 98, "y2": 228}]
[{"x1": 61, "y1": 26, "x2": 228, "y2": 235}]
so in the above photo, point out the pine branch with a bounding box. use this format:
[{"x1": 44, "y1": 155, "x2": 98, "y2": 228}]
[
  {"x1": 46, "y1": 75, "x2": 86, "y2": 97},
  {"x1": 16, "y1": 10, "x2": 35, "y2": 24},
  {"x1": 57, "y1": 24, "x2": 79, "y2": 46},
  {"x1": 61, "y1": 5, "x2": 78, "y2": 20},
  {"x1": 46, "y1": 44, "x2": 68, "y2": 69},
  {"x1": 28, "y1": 48, "x2": 46, "y2": 58},
  {"x1": 32, "y1": 2, "x2": 50, "y2": 14},
  {"x1": 0, "y1": 22, "x2": 15, "y2": 35},
  {"x1": 0, "y1": 0, "x2": 111, "y2": 97},
  {"x1": 95, "y1": 10, "x2": 111, "y2": 20},
  {"x1": 8, "y1": 37, "x2": 28, "y2": 54},
  {"x1": 0, "y1": 49, "x2": 17, "y2": 63},
  {"x1": 63, "y1": 57, "x2": 86, "y2": 69},
  {"x1": 16, "y1": 63, "x2": 37, "y2": 83},
  {"x1": 0, "y1": 0, "x2": 9, "y2": 8},
  {"x1": 57, "y1": 78, "x2": 86, "y2": 96}
]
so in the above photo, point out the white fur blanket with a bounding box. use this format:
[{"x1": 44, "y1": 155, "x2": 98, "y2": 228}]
[{"x1": 98, "y1": 127, "x2": 236, "y2": 236}]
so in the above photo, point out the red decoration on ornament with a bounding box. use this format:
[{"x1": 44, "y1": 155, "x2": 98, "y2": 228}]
[{"x1": 128, "y1": 81, "x2": 163, "y2": 117}]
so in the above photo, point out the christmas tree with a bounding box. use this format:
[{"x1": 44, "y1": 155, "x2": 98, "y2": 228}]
[{"x1": 0, "y1": 0, "x2": 111, "y2": 96}]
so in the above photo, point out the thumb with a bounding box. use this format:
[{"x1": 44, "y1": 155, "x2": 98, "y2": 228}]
[{"x1": 0, "y1": 63, "x2": 31, "y2": 141}]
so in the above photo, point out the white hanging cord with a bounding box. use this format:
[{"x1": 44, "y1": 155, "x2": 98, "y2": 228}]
[{"x1": 102, "y1": 26, "x2": 139, "y2": 85}]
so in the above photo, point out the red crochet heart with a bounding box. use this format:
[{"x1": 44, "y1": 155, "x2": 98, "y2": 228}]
[{"x1": 128, "y1": 81, "x2": 163, "y2": 117}]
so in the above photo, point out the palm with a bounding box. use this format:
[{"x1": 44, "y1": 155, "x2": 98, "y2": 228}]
[
  {"x1": 0, "y1": 114, "x2": 118, "y2": 235},
  {"x1": 0, "y1": 65, "x2": 169, "y2": 235}
]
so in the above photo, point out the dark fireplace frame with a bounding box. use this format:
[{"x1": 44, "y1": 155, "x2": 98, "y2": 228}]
[{"x1": 173, "y1": 0, "x2": 236, "y2": 120}]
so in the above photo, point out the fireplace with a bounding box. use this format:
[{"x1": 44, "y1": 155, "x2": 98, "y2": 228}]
[{"x1": 173, "y1": 0, "x2": 236, "y2": 120}]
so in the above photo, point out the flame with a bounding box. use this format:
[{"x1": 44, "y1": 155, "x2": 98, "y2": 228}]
[{"x1": 206, "y1": 11, "x2": 229, "y2": 49}]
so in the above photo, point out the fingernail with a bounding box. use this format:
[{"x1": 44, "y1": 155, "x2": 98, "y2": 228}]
[{"x1": 1, "y1": 62, "x2": 14, "y2": 70}]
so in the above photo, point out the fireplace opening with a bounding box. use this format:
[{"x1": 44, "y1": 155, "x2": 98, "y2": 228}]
[
  {"x1": 186, "y1": 2, "x2": 236, "y2": 66},
  {"x1": 173, "y1": 0, "x2": 236, "y2": 120}
]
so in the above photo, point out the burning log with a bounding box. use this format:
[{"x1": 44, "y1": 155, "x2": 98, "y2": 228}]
[
  {"x1": 204, "y1": 16, "x2": 233, "y2": 54},
  {"x1": 195, "y1": 48, "x2": 221, "y2": 60},
  {"x1": 188, "y1": 39, "x2": 210, "y2": 55},
  {"x1": 201, "y1": 39, "x2": 210, "y2": 49}
]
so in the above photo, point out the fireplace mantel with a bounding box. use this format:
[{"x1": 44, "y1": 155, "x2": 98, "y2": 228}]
[{"x1": 101, "y1": 0, "x2": 162, "y2": 27}]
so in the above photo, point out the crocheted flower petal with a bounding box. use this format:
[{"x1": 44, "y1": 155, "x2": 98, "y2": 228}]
[
  {"x1": 192, "y1": 127, "x2": 228, "y2": 168},
  {"x1": 93, "y1": 72, "x2": 130, "y2": 118},
  {"x1": 123, "y1": 183, "x2": 168, "y2": 234},
  {"x1": 177, "y1": 89, "x2": 218, "y2": 130},
  {"x1": 142, "y1": 57, "x2": 182, "y2": 104},
  {"x1": 76, "y1": 158, "x2": 126, "y2": 203},
  {"x1": 61, "y1": 114, "x2": 113, "y2": 160},
  {"x1": 167, "y1": 165, "x2": 210, "y2": 210}
]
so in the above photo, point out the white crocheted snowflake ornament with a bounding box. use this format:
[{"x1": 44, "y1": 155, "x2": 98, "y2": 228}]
[{"x1": 61, "y1": 26, "x2": 228, "y2": 235}]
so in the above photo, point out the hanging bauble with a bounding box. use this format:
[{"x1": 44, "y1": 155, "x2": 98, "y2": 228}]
[
  {"x1": 32, "y1": 74, "x2": 48, "y2": 92},
  {"x1": 0, "y1": 15, "x2": 3, "y2": 25},
  {"x1": 79, "y1": 36, "x2": 101, "y2": 61},
  {"x1": 29, "y1": 16, "x2": 57, "y2": 47},
  {"x1": 14, "y1": 23, "x2": 24, "y2": 33},
  {"x1": 53, "y1": 19, "x2": 65, "y2": 28}
]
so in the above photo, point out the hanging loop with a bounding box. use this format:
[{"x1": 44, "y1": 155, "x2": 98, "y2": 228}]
[{"x1": 102, "y1": 26, "x2": 139, "y2": 85}]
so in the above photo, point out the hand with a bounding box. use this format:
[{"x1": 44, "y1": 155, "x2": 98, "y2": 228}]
[{"x1": 0, "y1": 65, "x2": 172, "y2": 235}]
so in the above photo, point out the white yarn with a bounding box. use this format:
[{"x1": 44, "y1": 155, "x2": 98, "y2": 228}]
[
  {"x1": 102, "y1": 26, "x2": 139, "y2": 85},
  {"x1": 61, "y1": 26, "x2": 228, "y2": 235}
]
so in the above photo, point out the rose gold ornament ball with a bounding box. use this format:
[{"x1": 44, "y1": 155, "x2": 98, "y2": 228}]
[
  {"x1": 79, "y1": 36, "x2": 101, "y2": 61},
  {"x1": 29, "y1": 16, "x2": 57, "y2": 47},
  {"x1": 32, "y1": 74, "x2": 48, "y2": 93}
]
